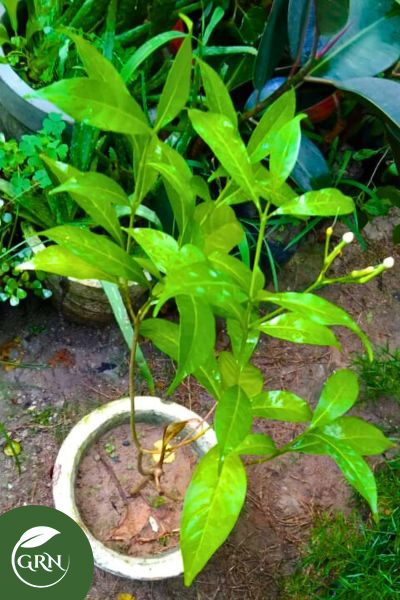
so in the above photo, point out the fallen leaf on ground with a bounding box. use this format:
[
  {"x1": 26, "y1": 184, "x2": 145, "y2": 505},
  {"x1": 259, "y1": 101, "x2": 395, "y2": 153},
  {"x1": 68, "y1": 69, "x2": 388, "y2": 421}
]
[
  {"x1": 109, "y1": 499, "x2": 151, "y2": 542},
  {"x1": 4, "y1": 440, "x2": 21, "y2": 457},
  {"x1": 116, "y1": 594, "x2": 135, "y2": 600},
  {"x1": 48, "y1": 349, "x2": 75, "y2": 368},
  {"x1": 0, "y1": 337, "x2": 24, "y2": 371}
]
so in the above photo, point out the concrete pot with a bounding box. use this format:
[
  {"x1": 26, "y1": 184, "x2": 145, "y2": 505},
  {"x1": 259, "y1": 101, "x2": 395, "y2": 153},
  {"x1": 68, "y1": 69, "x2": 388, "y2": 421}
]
[
  {"x1": 52, "y1": 396, "x2": 217, "y2": 580},
  {"x1": 0, "y1": 5, "x2": 73, "y2": 137}
]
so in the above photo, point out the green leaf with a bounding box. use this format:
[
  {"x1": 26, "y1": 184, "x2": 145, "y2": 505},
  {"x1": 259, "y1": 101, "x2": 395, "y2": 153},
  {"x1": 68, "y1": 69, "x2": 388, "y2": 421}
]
[
  {"x1": 168, "y1": 296, "x2": 215, "y2": 394},
  {"x1": 215, "y1": 385, "x2": 252, "y2": 460},
  {"x1": 188, "y1": 109, "x2": 259, "y2": 206},
  {"x1": 315, "y1": 0, "x2": 350, "y2": 35},
  {"x1": 291, "y1": 133, "x2": 332, "y2": 191},
  {"x1": 227, "y1": 318, "x2": 260, "y2": 364},
  {"x1": 259, "y1": 313, "x2": 342, "y2": 348},
  {"x1": 131, "y1": 229, "x2": 179, "y2": 273},
  {"x1": 218, "y1": 351, "x2": 263, "y2": 398},
  {"x1": 155, "y1": 35, "x2": 192, "y2": 129},
  {"x1": 210, "y1": 252, "x2": 264, "y2": 294},
  {"x1": 252, "y1": 390, "x2": 312, "y2": 422},
  {"x1": 272, "y1": 188, "x2": 354, "y2": 217},
  {"x1": 311, "y1": 0, "x2": 400, "y2": 80},
  {"x1": 193, "y1": 202, "x2": 243, "y2": 256},
  {"x1": 248, "y1": 90, "x2": 296, "y2": 163},
  {"x1": 311, "y1": 369, "x2": 359, "y2": 429},
  {"x1": 254, "y1": 0, "x2": 288, "y2": 90},
  {"x1": 33, "y1": 79, "x2": 150, "y2": 136},
  {"x1": 269, "y1": 115, "x2": 304, "y2": 187},
  {"x1": 155, "y1": 263, "x2": 247, "y2": 317},
  {"x1": 2, "y1": 0, "x2": 18, "y2": 31},
  {"x1": 198, "y1": 59, "x2": 237, "y2": 127},
  {"x1": 42, "y1": 226, "x2": 147, "y2": 285},
  {"x1": 319, "y1": 416, "x2": 396, "y2": 455},
  {"x1": 292, "y1": 433, "x2": 378, "y2": 517},
  {"x1": 235, "y1": 433, "x2": 276, "y2": 456},
  {"x1": 18, "y1": 245, "x2": 118, "y2": 283},
  {"x1": 101, "y1": 282, "x2": 155, "y2": 393},
  {"x1": 0, "y1": 24, "x2": 10, "y2": 44},
  {"x1": 257, "y1": 291, "x2": 372, "y2": 360},
  {"x1": 121, "y1": 31, "x2": 187, "y2": 84},
  {"x1": 140, "y1": 318, "x2": 179, "y2": 361},
  {"x1": 181, "y1": 447, "x2": 247, "y2": 586}
]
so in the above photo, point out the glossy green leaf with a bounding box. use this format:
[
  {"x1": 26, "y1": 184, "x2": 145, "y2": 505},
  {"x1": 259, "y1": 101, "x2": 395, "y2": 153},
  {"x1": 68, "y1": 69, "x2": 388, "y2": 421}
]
[
  {"x1": 140, "y1": 318, "x2": 179, "y2": 361},
  {"x1": 320, "y1": 416, "x2": 396, "y2": 455},
  {"x1": 291, "y1": 133, "x2": 332, "y2": 191},
  {"x1": 190, "y1": 175, "x2": 211, "y2": 202},
  {"x1": 270, "y1": 115, "x2": 304, "y2": 187},
  {"x1": 181, "y1": 447, "x2": 247, "y2": 586},
  {"x1": 155, "y1": 35, "x2": 192, "y2": 129},
  {"x1": 247, "y1": 90, "x2": 296, "y2": 163},
  {"x1": 311, "y1": 0, "x2": 400, "y2": 80},
  {"x1": 311, "y1": 369, "x2": 359, "y2": 429},
  {"x1": 215, "y1": 385, "x2": 253, "y2": 460},
  {"x1": 0, "y1": 24, "x2": 10, "y2": 44},
  {"x1": 121, "y1": 31, "x2": 187, "y2": 83},
  {"x1": 235, "y1": 433, "x2": 276, "y2": 456},
  {"x1": 42, "y1": 226, "x2": 147, "y2": 285},
  {"x1": 198, "y1": 59, "x2": 237, "y2": 127},
  {"x1": 252, "y1": 390, "x2": 312, "y2": 422},
  {"x1": 315, "y1": 0, "x2": 350, "y2": 35},
  {"x1": 292, "y1": 433, "x2": 378, "y2": 517},
  {"x1": 2, "y1": 0, "x2": 18, "y2": 31},
  {"x1": 210, "y1": 252, "x2": 264, "y2": 294},
  {"x1": 188, "y1": 109, "x2": 259, "y2": 206},
  {"x1": 18, "y1": 245, "x2": 117, "y2": 283},
  {"x1": 155, "y1": 263, "x2": 247, "y2": 317},
  {"x1": 257, "y1": 291, "x2": 372, "y2": 359},
  {"x1": 168, "y1": 296, "x2": 215, "y2": 394},
  {"x1": 203, "y1": 6, "x2": 225, "y2": 45},
  {"x1": 254, "y1": 0, "x2": 288, "y2": 90},
  {"x1": 288, "y1": 0, "x2": 315, "y2": 62},
  {"x1": 219, "y1": 351, "x2": 263, "y2": 398},
  {"x1": 194, "y1": 352, "x2": 223, "y2": 401},
  {"x1": 131, "y1": 229, "x2": 179, "y2": 273},
  {"x1": 272, "y1": 188, "x2": 354, "y2": 217},
  {"x1": 33, "y1": 79, "x2": 150, "y2": 136},
  {"x1": 193, "y1": 203, "x2": 243, "y2": 255},
  {"x1": 227, "y1": 318, "x2": 260, "y2": 365},
  {"x1": 259, "y1": 313, "x2": 341, "y2": 348}
]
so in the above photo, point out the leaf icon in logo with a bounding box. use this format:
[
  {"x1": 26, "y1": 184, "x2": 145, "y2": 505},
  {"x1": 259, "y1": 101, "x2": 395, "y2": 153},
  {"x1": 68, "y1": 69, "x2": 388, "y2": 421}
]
[{"x1": 18, "y1": 526, "x2": 61, "y2": 549}]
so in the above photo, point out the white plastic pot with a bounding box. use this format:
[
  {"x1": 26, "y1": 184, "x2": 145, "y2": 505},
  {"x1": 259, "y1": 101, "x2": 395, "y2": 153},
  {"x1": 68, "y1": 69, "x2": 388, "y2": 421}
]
[{"x1": 52, "y1": 396, "x2": 217, "y2": 580}]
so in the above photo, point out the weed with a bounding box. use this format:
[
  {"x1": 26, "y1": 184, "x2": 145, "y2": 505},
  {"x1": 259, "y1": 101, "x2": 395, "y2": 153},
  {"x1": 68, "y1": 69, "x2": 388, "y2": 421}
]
[{"x1": 353, "y1": 344, "x2": 400, "y2": 402}]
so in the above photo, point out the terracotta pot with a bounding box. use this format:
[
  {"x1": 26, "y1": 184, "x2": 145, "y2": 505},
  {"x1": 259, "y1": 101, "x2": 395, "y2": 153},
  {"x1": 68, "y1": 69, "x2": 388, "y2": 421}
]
[{"x1": 52, "y1": 396, "x2": 217, "y2": 580}]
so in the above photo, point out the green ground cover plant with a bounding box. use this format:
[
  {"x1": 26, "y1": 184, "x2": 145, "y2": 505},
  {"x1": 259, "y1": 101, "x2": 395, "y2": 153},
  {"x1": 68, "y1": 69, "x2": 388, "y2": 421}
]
[
  {"x1": 354, "y1": 345, "x2": 400, "y2": 403},
  {"x1": 17, "y1": 28, "x2": 396, "y2": 585}
]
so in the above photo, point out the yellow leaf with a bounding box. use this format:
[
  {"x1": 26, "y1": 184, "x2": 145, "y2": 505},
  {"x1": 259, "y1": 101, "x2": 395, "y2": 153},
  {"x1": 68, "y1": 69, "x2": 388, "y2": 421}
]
[
  {"x1": 152, "y1": 439, "x2": 176, "y2": 464},
  {"x1": 4, "y1": 440, "x2": 21, "y2": 457},
  {"x1": 116, "y1": 594, "x2": 135, "y2": 600}
]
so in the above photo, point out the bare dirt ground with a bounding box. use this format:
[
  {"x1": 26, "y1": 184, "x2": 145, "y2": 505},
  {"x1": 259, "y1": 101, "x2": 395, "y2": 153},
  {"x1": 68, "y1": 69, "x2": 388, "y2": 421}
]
[{"x1": 1, "y1": 214, "x2": 399, "y2": 600}]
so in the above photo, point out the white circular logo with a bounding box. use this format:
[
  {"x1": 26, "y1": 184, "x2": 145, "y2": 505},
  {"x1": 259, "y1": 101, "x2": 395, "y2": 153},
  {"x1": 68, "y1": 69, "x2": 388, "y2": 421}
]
[{"x1": 11, "y1": 526, "x2": 70, "y2": 588}]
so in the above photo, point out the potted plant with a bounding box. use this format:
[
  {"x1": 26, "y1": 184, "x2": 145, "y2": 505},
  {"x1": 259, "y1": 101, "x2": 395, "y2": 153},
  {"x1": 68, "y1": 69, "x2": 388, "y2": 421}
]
[{"x1": 20, "y1": 29, "x2": 396, "y2": 585}]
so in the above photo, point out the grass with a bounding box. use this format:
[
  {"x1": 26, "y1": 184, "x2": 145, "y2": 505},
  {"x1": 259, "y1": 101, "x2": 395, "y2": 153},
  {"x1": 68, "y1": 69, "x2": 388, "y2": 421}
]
[
  {"x1": 353, "y1": 344, "x2": 400, "y2": 402},
  {"x1": 280, "y1": 455, "x2": 400, "y2": 599}
]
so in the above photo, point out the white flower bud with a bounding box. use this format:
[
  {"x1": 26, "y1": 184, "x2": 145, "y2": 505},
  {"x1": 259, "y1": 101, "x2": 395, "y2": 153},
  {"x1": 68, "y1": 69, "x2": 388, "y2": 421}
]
[
  {"x1": 383, "y1": 257, "x2": 395, "y2": 269},
  {"x1": 342, "y1": 232, "x2": 354, "y2": 244}
]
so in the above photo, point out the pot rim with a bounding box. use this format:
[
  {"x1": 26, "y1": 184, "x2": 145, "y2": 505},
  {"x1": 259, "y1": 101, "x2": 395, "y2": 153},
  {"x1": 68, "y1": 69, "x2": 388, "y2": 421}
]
[
  {"x1": 52, "y1": 396, "x2": 217, "y2": 581},
  {"x1": 0, "y1": 5, "x2": 73, "y2": 124}
]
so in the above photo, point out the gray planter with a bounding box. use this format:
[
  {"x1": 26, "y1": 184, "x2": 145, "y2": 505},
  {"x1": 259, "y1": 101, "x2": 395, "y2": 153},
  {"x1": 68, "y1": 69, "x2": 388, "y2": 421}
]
[
  {"x1": 53, "y1": 396, "x2": 217, "y2": 581},
  {"x1": 0, "y1": 5, "x2": 73, "y2": 137}
]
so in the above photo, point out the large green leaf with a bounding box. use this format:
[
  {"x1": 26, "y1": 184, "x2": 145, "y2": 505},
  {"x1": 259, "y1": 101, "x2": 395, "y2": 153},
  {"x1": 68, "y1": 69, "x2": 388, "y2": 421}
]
[
  {"x1": 291, "y1": 134, "x2": 332, "y2": 191},
  {"x1": 132, "y1": 229, "x2": 179, "y2": 273},
  {"x1": 247, "y1": 89, "x2": 296, "y2": 163},
  {"x1": 288, "y1": 0, "x2": 316, "y2": 63},
  {"x1": 258, "y1": 291, "x2": 372, "y2": 359},
  {"x1": 254, "y1": 0, "x2": 288, "y2": 90},
  {"x1": 0, "y1": 24, "x2": 10, "y2": 44},
  {"x1": 168, "y1": 296, "x2": 215, "y2": 393},
  {"x1": 193, "y1": 202, "x2": 243, "y2": 255},
  {"x1": 121, "y1": 31, "x2": 187, "y2": 84},
  {"x1": 33, "y1": 79, "x2": 151, "y2": 136},
  {"x1": 270, "y1": 115, "x2": 304, "y2": 187},
  {"x1": 292, "y1": 433, "x2": 378, "y2": 516},
  {"x1": 18, "y1": 245, "x2": 117, "y2": 283},
  {"x1": 272, "y1": 188, "x2": 354, "y2": 216},
  {"x1": 252, "y1": 390, "x2": 313, "y2": 422},
  {"x1": 2, "y1": 0, "x2": 18, "y2": 31},
  {"x1": 311, "y1": 369, "x2": 359, "y2": 429},
  {"x1": 335, "y1": 78, "x2": 400, "y2": 129},
  {"x1": 215, "y1": 385, "x2": 253, "y2": 460},
  {"x1": 42, "y1": 226, "x2": 147, "y2": 285},
  {"x1": 218, "y1": 351, "x2": 263, "y2": 398},
  {"x1": 188, "y1": 109, "x2": 259, "y2": 206},
  {"x1": 210, "y1": 252, "x2": 264, "y2": 294},
  {"x1": 227, "y1": 318, "x2": 260, "y2": 365},
  {"x1": 319, "y1": 416, "x2": 396, "y2": 455},
  {"x1": 315, "y1": 0, "x2": 350, "y2": 35},
  {"x1": 181, "y1": 447, "x2": 247, "y2": 586},
  {"x1": 155, "y1": 35, "x2": 192, "y2": 129},
  {"x1": 236, "y1": 433, "x2": 276, "y2": 456},
  {"x1": 198, "y1": 59, "x2": 237, "y2": 127},
  {"x1": 311, "y1": 0, "x2": 400, "y2": 80},
  {"x1": 259, "y1": 313, "x2": 341, "y2": 348}
]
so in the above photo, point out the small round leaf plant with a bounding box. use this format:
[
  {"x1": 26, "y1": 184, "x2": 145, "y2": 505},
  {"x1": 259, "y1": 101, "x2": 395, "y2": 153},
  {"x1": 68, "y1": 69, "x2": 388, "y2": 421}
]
[{"x1": 19, "y1": 28, "x2": 396, "y2": 586}]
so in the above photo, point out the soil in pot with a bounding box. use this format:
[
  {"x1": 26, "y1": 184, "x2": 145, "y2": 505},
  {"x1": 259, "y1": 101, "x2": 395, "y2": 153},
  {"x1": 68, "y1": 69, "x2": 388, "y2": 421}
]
[{"x1": 75, "y1": 422, "x2": 198, "y2": 558}]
